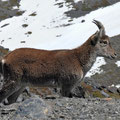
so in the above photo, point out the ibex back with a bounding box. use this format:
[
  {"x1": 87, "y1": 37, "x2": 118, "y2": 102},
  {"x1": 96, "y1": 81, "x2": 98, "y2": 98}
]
[{"x1": 0, "y1": 20, "x2": 116, "y2": 104}]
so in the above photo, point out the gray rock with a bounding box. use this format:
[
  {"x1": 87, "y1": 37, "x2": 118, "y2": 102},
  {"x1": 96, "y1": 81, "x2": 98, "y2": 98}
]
[
  {"x1": 100, "y1": 90, "x2": 109, "y2": 97},
  {"x1": 117, "y1": 88, "x2": 120, "y2": 94},
  {"x1": 46, "y1": 98, "x2": 120, "y2": 120},
  {"x1": 72, "y1": 86, "x2": 85, "y2": 98},
  {"x1": 11, "y1": 95, "x2": 51, "y2": 120},
  {"x1": 107, "y1": 87, "x2": 118, "y2": 94},
  {"x1": 1, "y1": 103, "x2": 18, "y2": 114}
]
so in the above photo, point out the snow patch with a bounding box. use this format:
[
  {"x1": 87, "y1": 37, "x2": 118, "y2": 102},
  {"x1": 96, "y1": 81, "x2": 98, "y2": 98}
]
[
  {"x1": 115, "y1": 61, "x2": 120, "y2": 67},
  {"x1": 86, "y1": 57, "x2": 106, "y2": 77},
  {"x1": 116, "y1": 84, "x2": 120, "y2": 88},
  {"x1": 74, "y1": 0, "x2": 84, "y2": 3},
  {"x1": 1, "y1": 0, "x2": 8, "y2": 1},
  {"x1": 0, "y1": 0, "x2": 72, "y2": 50},
  {"x1": 0, "y1": 1, "x2": 120, "y2": 50},
  {"x1": 109, "y1": 84, "x2": 120, "y2": 88}
]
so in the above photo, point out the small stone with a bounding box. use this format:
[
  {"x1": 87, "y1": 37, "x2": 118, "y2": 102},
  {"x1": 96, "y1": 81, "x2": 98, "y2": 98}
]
[
  {"x1": 81, "y1": 20, "x2": 85, "y2": 23},
  {"x1": 103, "y1": 98, "x2": 112, "y2": 101},
  {"x1": 29, "y1": 12, "x2": 37, "y2": 16},
  {"x1": 20, "y1": 41, "x2": 25, "y2": 43},
  {"x1": 22, "y1": 24, "x2": 28, "y2": 28},
  {"x1": 100, "y1": 91, "x2": 109, "y2": 97}
]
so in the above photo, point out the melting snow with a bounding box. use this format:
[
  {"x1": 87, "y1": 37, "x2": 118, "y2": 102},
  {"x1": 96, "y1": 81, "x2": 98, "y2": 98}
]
[
  {"x1": 74, "y1": 0, "x2": 84, "y2": 3},
  {"x1": 115, "y1": 61, "x2": 120, "y2": 67},
  {"x1": 116, "y1": 84, "x2": 120, "y2": 88},
  {"x1": 1, "y1": 0, "x2": 8, "y2": 1},
  {"x1": 86, "y1": 57, "x2": 106, "y2": 77},
  {"x1": 110, "y1": 84, "x2": 120, "y2": 88}
]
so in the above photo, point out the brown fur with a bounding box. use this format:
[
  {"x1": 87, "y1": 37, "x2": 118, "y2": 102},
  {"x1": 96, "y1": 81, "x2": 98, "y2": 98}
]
[{"x1": 0, "y1": 20, "x2": 116, "y2": 104}]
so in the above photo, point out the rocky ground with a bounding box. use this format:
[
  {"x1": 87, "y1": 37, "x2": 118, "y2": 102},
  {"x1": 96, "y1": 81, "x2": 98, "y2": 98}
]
[
  {"x1": 0, "y1": 0, "x2": 120, "y2": 120},
  {"x1": 46, "y1": 98, "x2": 120, "y2": 120},
  {"x1": 0, "y1": 95, "x2": 120, "y2": 120}
]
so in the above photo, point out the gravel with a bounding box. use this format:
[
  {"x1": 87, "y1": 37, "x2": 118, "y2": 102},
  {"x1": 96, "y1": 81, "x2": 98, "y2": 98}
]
[
  {"x1": 1, "y1": 96, "x2": 120, "y2": 120},
  {"x1": 46, "y1": 98, "x2": 120, "y2": 120}
]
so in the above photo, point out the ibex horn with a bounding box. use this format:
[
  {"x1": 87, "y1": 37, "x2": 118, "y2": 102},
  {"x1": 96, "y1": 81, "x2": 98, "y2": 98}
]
[{"x1": 92, "y1": 20, "x2": 105, "y2": 36}]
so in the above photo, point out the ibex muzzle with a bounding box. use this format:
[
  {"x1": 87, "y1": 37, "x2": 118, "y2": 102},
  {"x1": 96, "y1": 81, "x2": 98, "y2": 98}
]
[{"x1": 0, "y1": 20, "x2": 116, "y2": 105}]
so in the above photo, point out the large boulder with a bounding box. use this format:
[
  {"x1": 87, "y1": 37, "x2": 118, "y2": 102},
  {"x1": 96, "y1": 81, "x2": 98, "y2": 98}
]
[{"x1": 11, "y1": 95, "x2": 51, "y2": 120}]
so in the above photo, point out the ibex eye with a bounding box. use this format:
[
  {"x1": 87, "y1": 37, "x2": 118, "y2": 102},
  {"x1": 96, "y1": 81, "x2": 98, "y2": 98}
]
[
  {"x1": 103, "y1": 41, "x2": 107, "y2": 44},
  {"x1": 100, "y1": 41, "x2": 107, "y2": 44}
]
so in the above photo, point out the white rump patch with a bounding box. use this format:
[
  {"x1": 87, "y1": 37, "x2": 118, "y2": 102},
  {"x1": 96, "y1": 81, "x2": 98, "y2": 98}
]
[{"x1": 2, "y1": 59, "x2": 5, "y2": 64}]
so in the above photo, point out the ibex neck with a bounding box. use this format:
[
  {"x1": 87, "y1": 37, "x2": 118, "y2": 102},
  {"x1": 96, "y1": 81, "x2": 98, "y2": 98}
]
[{"x1": 74, "y1": 41, "x2": 97, "y2": 75}]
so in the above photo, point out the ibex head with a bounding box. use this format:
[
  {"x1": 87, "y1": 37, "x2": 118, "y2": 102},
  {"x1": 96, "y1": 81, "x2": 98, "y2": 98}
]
[{"x1": 91, "y1": 20, "x2": 116, "y2": 59}]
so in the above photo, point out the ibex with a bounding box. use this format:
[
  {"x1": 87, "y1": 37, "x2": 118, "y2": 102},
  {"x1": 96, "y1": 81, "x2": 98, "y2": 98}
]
[{"x1": 0, "y1": 20, "x2": 116, "y2": 104}]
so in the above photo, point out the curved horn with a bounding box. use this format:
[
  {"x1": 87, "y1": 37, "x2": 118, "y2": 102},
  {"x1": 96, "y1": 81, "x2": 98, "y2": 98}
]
[{"x1": 92, "y1": 20, "x2": 105, "y2": 36}]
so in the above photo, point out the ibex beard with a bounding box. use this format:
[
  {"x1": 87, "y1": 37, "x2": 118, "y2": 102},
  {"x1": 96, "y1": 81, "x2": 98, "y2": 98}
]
[{"x1": 0, "y1": 20, "x2": 116, "y2": 105}]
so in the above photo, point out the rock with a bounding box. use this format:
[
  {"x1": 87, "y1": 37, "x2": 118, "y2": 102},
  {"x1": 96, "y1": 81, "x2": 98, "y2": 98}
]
[
  {"x1": 1, "y1": 103, "x2": 18, "y2": 114},
  {"x1": 72, "y1": 86, "x2": 85, "y2": 98},
  {"x1": 11, "y1": 95, "x2": 51, "y2": 120},
  {"x1": 117, "y1": 88, "x2": 120, "y2": 94},
  {"x1": 29, "y1": 87, "x2": 59, "y2": 98},
  {"x1": 107, "y1": 87, "x2": 118, "y2": 94},
  {"x1": 81, "y1": 19, "x2": 85, "y2": 23},
  {"x1": 100, "y1": 90, "x2": 109, "y2": 97},
  {"x1": 46, "y1": 98, "x2": 120, "y2": 120}
]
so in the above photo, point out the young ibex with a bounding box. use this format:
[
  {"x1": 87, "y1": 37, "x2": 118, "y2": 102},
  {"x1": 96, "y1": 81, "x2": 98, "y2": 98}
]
[{"x1": 0, "y1": 20, "x2": 116, "y2": 104}]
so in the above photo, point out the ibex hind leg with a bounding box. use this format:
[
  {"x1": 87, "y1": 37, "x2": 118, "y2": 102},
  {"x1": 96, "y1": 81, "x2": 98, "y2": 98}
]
[
  {"x1": 0, "y1": 81, "x2": 21, "y2": 104},
  {"x1": 61, "y1": 84, "x2": 73, "y2": 98},
  {"x1": 6, "y1": 86, "x2": 25, "y2": 105}
]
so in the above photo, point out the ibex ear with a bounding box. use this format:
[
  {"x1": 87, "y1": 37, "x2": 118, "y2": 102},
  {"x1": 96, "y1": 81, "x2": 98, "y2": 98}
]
[{"x1": 91, "y1": 31, "x2": 99, "y2": 46}]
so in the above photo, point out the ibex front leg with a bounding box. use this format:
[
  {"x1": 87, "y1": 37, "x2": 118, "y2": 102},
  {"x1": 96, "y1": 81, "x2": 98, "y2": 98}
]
[
  {"x1": 6, "y1": 86, "x2": 25, "y2": 105},
  {"x1": 0, "y1": 81, "x2": 21, "y2": 104}
]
